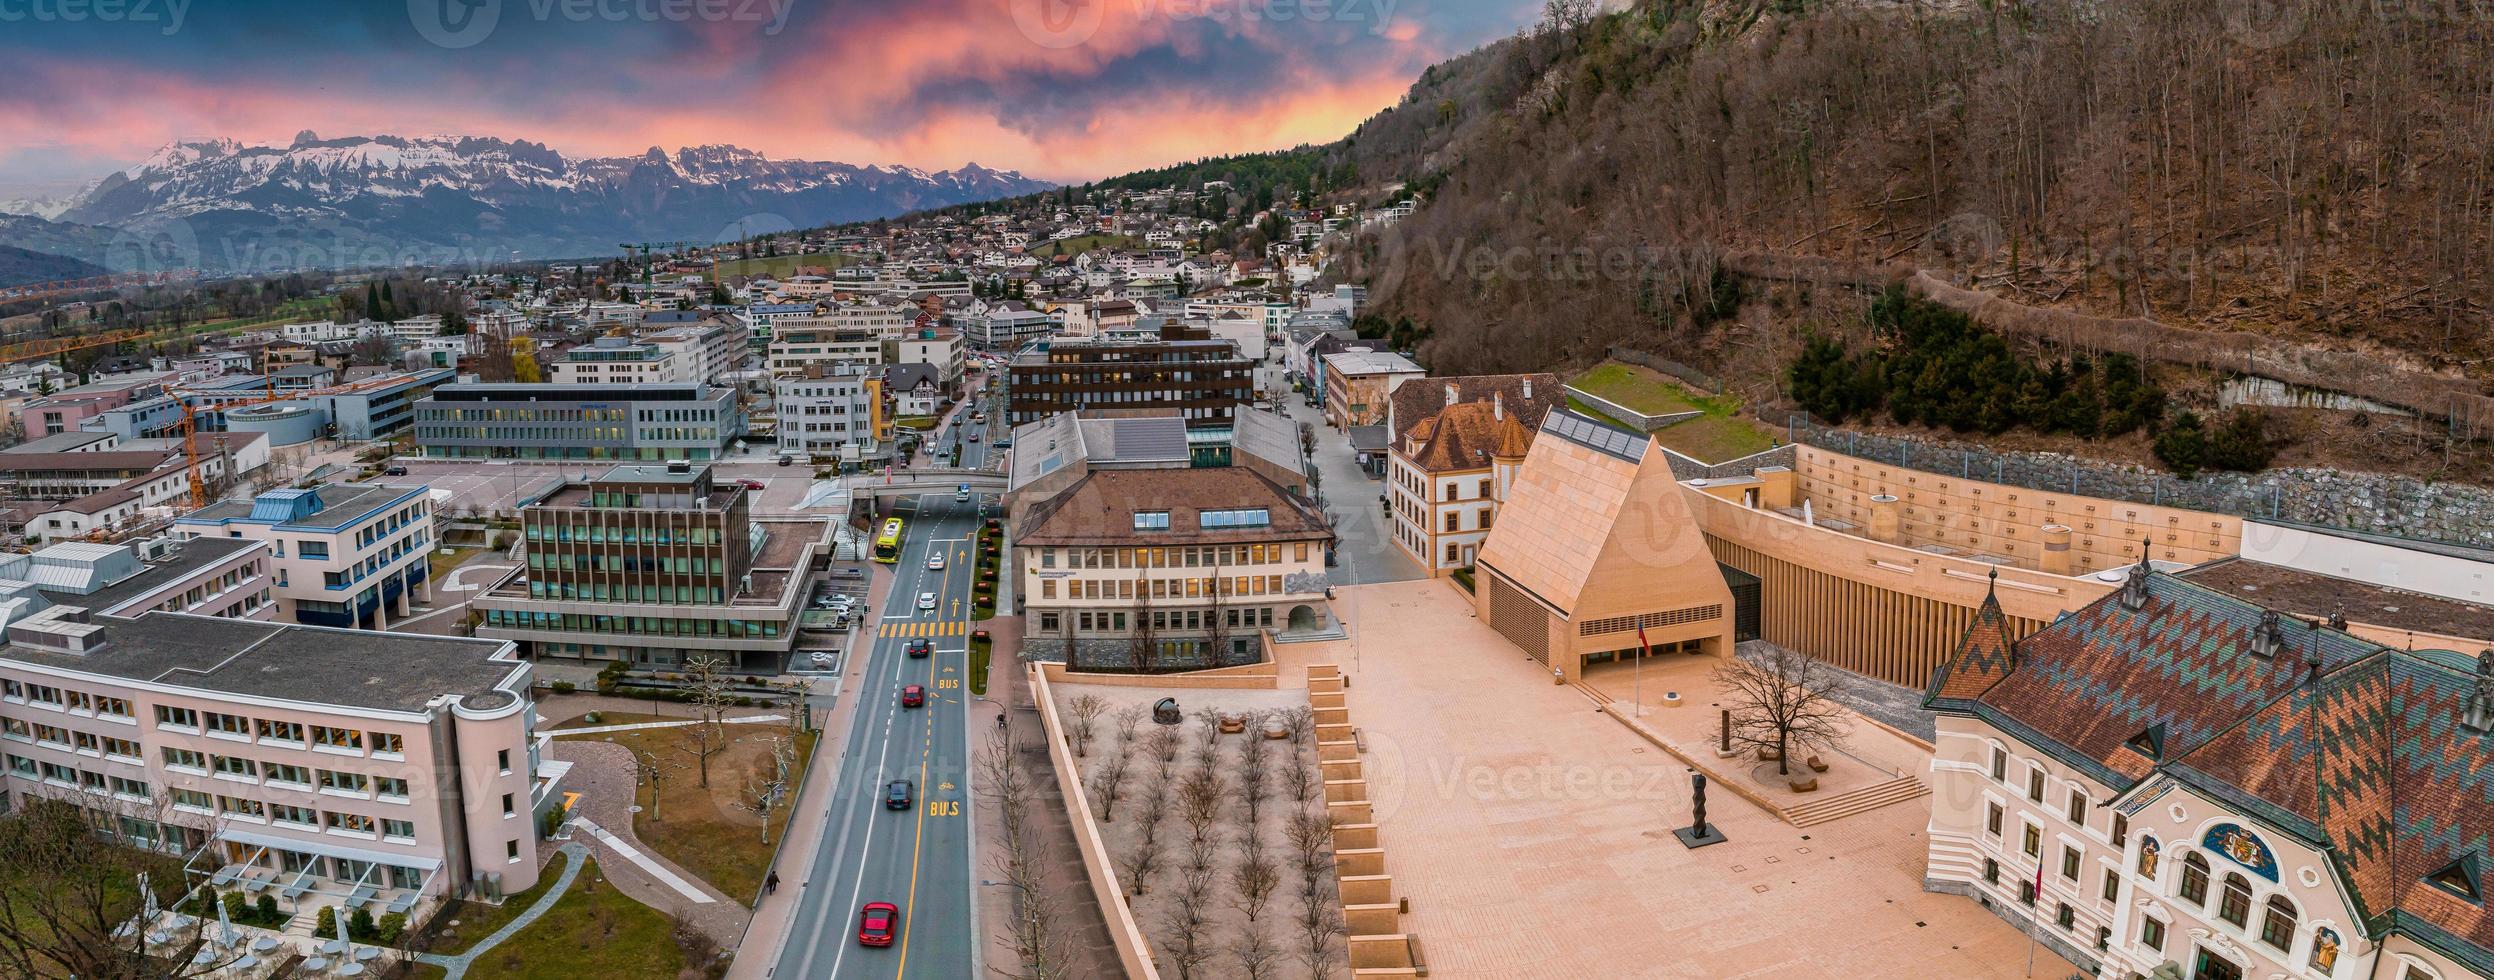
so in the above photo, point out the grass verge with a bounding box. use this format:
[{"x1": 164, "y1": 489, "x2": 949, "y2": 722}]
[
  {"x1": 461, "y1": 860, "x2": 686, "y2": 980},
  {"x1": 426, "y1": 849, "x2": 571, "y2": 955},
  {"x1": 605, "y1": 724, "x2": 819, "y2": 903},
  {"x1": 968, "y1": 634, "x2": 992, "y2": 697}
]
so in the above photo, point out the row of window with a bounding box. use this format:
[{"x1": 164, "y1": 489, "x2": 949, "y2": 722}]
[
  {"x1": 154, "y1": 706, "x2": 398, "y2": 755},
  {"x1": 525, "y1": 523, "x2": 724, "y2": 545},
  {"x1": 3, "y1": 720, "x2": 141, "y2": 758},
  {"x1": 2, "y1": 680, "x2": 133, "y2": 720},
  {"x1": 1039, "y1": 543, "x2": 1309, "y2": 571},
  {"x1": 1041, "y1": 574, "x2": 1291, "y2": 602},
  {"x1": 1039, "y1": 606, "x2": 1278, "y2": 634},
  {"x1": 158, "y1": 748, "x2": 408, "y2": 799},
  {"x1": 527, "y1": 552, "x2": 726, "y2": 575},
  {"x1": 480, "y1": 608, "x2": 785, "y2": 639}
]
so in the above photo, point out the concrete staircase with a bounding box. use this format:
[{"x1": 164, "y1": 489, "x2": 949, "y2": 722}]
[{"x1": 1784, "y1": 774, "x2": 1931, "y2": 828}]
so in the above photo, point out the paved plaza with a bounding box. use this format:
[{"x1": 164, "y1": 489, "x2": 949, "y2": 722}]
[{"x1": 1285, "y1": 580, "x2": 2079, "y2": 979}]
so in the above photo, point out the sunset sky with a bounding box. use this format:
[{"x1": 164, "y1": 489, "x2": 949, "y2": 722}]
[{"x1": 0, "y1": 0, "x2": 1541, "y2": 198}]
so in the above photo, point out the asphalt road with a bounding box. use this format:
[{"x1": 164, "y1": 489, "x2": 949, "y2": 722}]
[{"x1": 772, "y1": 493, "x2": 981, "y2": 979}]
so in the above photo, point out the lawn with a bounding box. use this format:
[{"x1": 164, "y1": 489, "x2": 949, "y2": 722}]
[
  {"x1": 1651, "y1": 415, "x2": 1779, "y2": 464},
  {"x1": 426, "y1": 546, "x2": 500, "y2": 582},
  {"x1": 1567, "y1": 360, "x2": 1780, "y2": 464},
  {"x1": 1568, "y1": 362, "x2": 1703, "y2": 417},
  {"x1": 425, "y1": 849, "x2": 571, "y2": 955},
  {"x1": 462, "y1": 860, "x2": 687, "y2": 980},
  {"x1": 581, "y1": 721, "x2": 818, "y2": 904},
  {"x1": 708, "y1": 252, "x2": 863, "y2": 279},
  {"x1": 968, "y1": 634, "x2": 992, "y2": 696},
  {"x1": 543, "y1": 709, "x2": 690, "y2": 732}
]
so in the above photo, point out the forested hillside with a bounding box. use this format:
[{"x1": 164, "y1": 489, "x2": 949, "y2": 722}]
[{"x1": 1319, "y1": 0, "x2": 2494, "y2": 472}]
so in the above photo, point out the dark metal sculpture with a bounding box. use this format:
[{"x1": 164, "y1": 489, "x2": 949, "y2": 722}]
[{"x1": 1674, "y1": 772, "x2": 1728, "y2": 849}]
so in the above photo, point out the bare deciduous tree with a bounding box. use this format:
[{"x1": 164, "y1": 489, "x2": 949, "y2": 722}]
[
  {"x1": 0, "y1": 795, "x2": 285, "y2": 980},
  {"x1": 979, "y1": 724, "x2": 1070, "y2": 980},
  {"x1": 636, "y1": 749, "x2": 683, "y2": 822},
  {"x1": 1228, "y1": 852, "x2": 1281, "y2": 924},
  {"x1": 675, "y1": 655, "x2": 738, "y2": 787},
  {"x1": 1714, "y1": 645, "x2": 1854, "y2": 776},
  {"x1": 1066, "y1": 694, "x2": 1108, "y2": 758}
]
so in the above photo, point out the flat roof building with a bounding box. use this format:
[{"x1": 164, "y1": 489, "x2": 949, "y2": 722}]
[
  {"x1": 175, "y1": 483, "x2": 435, "y2": 630},
  {"x1": 411, "y1": 383, "x2": 740, "y2": 462}
]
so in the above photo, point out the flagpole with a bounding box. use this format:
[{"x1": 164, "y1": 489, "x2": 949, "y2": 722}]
[{"x1": 2026, "y1": 855, "x2": 2043, "y2": 977}]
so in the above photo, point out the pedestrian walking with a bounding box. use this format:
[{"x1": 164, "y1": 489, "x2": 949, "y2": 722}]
[{"x1": 765, "y1": 871, "x2": 780, "y2": 895}]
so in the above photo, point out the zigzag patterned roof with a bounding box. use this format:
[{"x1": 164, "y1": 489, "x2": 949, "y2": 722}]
[{"x1": 1927, "y1": 570, "x2": 2494, "y2": 972}]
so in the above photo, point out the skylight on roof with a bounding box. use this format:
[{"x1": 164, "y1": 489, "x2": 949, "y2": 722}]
[
  {"x1": 1199, "y1": 508, "x2": 1269, "y2": 530},
  {"x1": 2428, "y1": 855, "x2": 2483, "y2": 904},
  {"x1": 1133, "y1": 511, "x2": 1170, "y2": 531}
]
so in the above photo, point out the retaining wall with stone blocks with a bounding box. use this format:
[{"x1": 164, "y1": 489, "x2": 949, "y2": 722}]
[
  {"x1": 1309, "y1": 660, "x2": 1428, "y2": 973},
  {"x1": 1349, "y1": 935, "x2": 1419, "y2": 972}
]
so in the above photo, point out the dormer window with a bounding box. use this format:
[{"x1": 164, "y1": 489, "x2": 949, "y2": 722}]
[
  {"x1": 2125, "y1": 723, "x2": 2165, "y2": 760},
  {"x1": 2427, "y1": 854, "x2": 2483, "y2": 904}
]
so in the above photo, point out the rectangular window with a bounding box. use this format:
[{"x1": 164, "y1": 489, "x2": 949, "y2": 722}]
[
  {"x1": 172, "y1": 788, "x2": 213, "y2": 810},
  {"x1": 2139, "y1": 917, "x2": 2165, "y2": 952},
  {"x1": 2110, "y1": 813, "x2": 2128, "y2": 847},
  {"x1": 204, "y1": 712, "x2": 250, "y2": 737},
  {"x1": 375, "y1": 776, "x2": 409, "y2": 799},
  {"x1": 1987, "y1": 803, "x2": 2003, "y2": 836},
  {"x1": 163, "y1": 747, "x2": 207, "y2": 771},
  {"x1": 271, "y1": 804, "x2": 317, "y2": 827},
  {"x1": 312, "y1": 726, "x2": 363, "y2": 751},
  {"x1": 2023, "y1": 824, "x2": 2042, "y2": 858},
  {"x1": 371, "y1": 732, "x2": 403, "y2": 755},
  {"x1": 155, "y1": 705, "x2": 199, "y2": 729},
  {"x1": 257, "y1": 719, "x2": 305, "y2": 743},
  {"x1": 1990, "y1": 747, "x2": 2006, "y2": 781},
  {"x1": 2102, "y1": 870, "x2": 2121, "y2": 902},
  {"x1": 382, "y1": 819, "x2": 416, "y2": 840},
  {"x1": 324, "y1": 811, "x2": 376, "y2": 834},
  {"x1": 317, "y1": 770, "x2": 370, "y2": 794},
  {"x1": 506, "y1": 839, "x2": 520, "y2": 861},
  {"x1": 498, "y1": 749, "x2": 511, "y2": 774},
  {"x1": 2055, "y1": 903, "x2": 2074, "y2": 930},
  {"x1": 502, "y1": 792, "x2": 515, "y2": 817},
  {"x1": 2067, "y1": 790, "x2": 2087, "y2": 824},
  {"x1": 267, "y1": 763, "x2": 311, "y2": 786},
  {"x1": 1983, "y1": 858, "x2": 1999, "y2": 884},
  {"x1": 2027, "y1": 767, "x2": 2045, "y2": 802},
  {"x1": 213, "y1": 755, "x2": 257, "y2": 780},
  {"x1": 2061, "y1": 846, "x2": 2081, "y2": 881}
]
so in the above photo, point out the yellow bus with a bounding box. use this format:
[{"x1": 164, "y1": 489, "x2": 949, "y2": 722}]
[{"x1": 872, "y1": 518, "x2": 906, "y2": 563}]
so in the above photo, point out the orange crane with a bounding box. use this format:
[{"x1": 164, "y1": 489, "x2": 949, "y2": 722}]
[
  {"x1": 0, "y1": 326, "x2": 154, "y2": 365},
  {"x1": 170, "y1": 376, "x2": 281, "y2": 510}
]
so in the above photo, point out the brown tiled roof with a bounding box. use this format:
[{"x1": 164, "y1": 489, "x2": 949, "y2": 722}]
[
  {"x1": 1403, "y1": 401, "x2": 1518, "y2": 472},
  {"x1": 1387, "y1": 373, "x2": 1562, "y2": 445},
  {"x1": 1014, "y1": 467, "x2": 1330, "y2": 548},
  {"x1": 1924, "y1": 580, "x2": 2017, "y2": 705}
]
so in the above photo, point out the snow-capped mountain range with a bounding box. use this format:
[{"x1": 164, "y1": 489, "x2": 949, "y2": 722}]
[{"x1": 0, "y1": 132, "x2": 1051, "y2": 275}]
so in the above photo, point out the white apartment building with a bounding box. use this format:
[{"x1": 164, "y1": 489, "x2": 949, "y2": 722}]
[
  {"x1": 0, "y1": 605, "x2": 552, "y2": 921},
  {"x1": 773, "y1": 366, "x2": 886, "y2": 465},
  {"x1": 389, "y1": 315, "x2": 448, "y2": 341},
  {"x1": 893, "y1": 325, "x2": 964, "y2": 386},
  {"x1": 1384, "y1": 376, "x2": 1561, "y2": 575},
  {"x1": 173, "y1": 484, "x2": 435, "y2": 632},
  {"x1": 547, "y1": 336, "x2": 690, "y2": 385},
  {"x1": 1923, "y1": 568, "x2": 2494, "y2": 980}
]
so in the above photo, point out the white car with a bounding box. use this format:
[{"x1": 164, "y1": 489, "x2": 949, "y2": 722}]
[
  {"x1": 926, "y1": 554, "x2": 946, "y2": 571},
  {"x1": 917, "y1": 592, "x2": 938, "y2": 611}
]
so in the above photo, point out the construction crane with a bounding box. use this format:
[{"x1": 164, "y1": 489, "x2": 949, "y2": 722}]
[
  {"x1": 170, "y1": 376, "x2": 280, "y2": 510},
  {"x1": 0, "y1": 326, "x2": 154, "y2": 366}
]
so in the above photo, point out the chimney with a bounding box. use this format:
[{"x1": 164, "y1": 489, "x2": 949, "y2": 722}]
[
  {"x1": 1521, "y1": 378, "x2": 1534, "y2": 400},
  {"x1": 2250, "y1": 609, "x2": 2285, "y2": 658},
  {"x1": 2465, "y1": 650, "x2": 2494, "y2": 733},
  {"x1": 1493, "y1": 391, "x2": 1504, "y2": 421},
  {"x1": 1867, "y1": 494, "x2": 1902, "y2": 544},
  {"x1": 1445, "y1": 382, "x2": 1459, "y2": 408},
  {"x1": 2038, "y1": 524, "x2": 2073, "y2": 576}
]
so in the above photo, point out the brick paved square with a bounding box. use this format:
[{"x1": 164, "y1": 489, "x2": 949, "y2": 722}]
[{"x1": 1278, "y1": 580, "x2": 2080, "y2": 979}]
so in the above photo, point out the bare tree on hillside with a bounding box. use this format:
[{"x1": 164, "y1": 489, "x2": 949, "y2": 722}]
[{"x1": 1065, "y1": 694, "x2": 1108, "y2": 757}]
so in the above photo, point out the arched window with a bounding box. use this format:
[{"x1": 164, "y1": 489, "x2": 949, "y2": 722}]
[
  {"x1": 2180, "y1": 852, "x2": 2211, "y2": 904},
  {"x1": 2259, "y1": 895, "x2": 2297, "y2": 950},
  {"x1": 2218, "y1": 873, "x2": 2253, "y2": 927}
]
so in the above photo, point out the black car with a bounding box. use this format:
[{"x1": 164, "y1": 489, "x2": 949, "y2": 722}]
[
  {"x1": 884, "y1": 779, "x2": 914, "y2": 810},
  {"x1": 382, "y1": 465, "x2": 408, "y2": 476},
  {"x1": 906, "y1": 638, "x2": 932, "y2": 658}
]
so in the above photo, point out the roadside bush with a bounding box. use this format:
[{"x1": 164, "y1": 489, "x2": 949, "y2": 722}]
[
  {"x1": 375, "y1": 912, "x2": 408, "y2": 946},
  {"x1": 548, "y1": 680, "x2": 576, "y2": 695},
  {"x1": 350, "y1": 907, "x2": 377, "y2": 941}
]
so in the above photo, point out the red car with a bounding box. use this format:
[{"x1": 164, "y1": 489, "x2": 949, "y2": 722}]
[
  {"x1": 906, "y1": 638, "x2": 932, "y2": 658},
  {"x1": 736, "y1": 478, "x2": 765, "y2": 490},
  {"x1": 900, "y1": 684, "x2": 925, "y2": 708},
  {"x1": 857, "y1": 901, "x2": 898, "y2": 946}
]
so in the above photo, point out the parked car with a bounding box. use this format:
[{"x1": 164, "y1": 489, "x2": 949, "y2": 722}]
[
  {"x1": 857, "y1": 902, "x2": 898, "y2": 946},
  {"x1": 884, "y1": 779, "x2": 914, "y2": 810},
  {"x1": 737, "y1": 478, "x2": 766, "y2": 490},
  {"x1": 900, "y1": 685, "x2": 925, "y2": 709},
  {"x1": 382, "y1": 465, "x2": 408, "y2": 476},
  {"x1": 916, "y1": 592, "x2": 937, "y2": 611},
  {"x1": 832, "y1": 567, "x2": 865, "y2": 579},
  {"x1": 777, "y1": 454, "x2": 795, "y2": 467},
  {"x1": 907, "y1": 638, "x2": 932, "y2": 658}
]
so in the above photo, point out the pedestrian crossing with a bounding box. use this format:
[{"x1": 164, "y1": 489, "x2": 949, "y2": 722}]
[{"x1": 878, "y1": 621, "x2": 968, "y2": 637}]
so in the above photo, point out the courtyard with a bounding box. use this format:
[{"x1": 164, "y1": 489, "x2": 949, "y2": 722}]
[{"x1": 1293, "y1": 579, "x2": 2079, "y2": 979}]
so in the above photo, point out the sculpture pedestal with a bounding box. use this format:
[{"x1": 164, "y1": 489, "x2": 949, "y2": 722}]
[{"x1": 1673, "y1": 824, "x2": 1728, "y2": 849}]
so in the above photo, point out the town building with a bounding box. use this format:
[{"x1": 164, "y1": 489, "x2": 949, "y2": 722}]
[
  {"x1": 468, "y1": 462, "x2": 831, "y2": 670},
  {"x1": 1013, "y1": 463, "x2": 1333, "y2": 670},
  {"x1": 1922, "y1": 566, "x2": 2494, "y2": 980},
  {"x1": 964, "y1": 307, "x2": 1056, "y2": 351},
  {"x1": 1385, "y1": 374, "x2": 1563, "y2": 575},
  {"x1": 1006, "y1": 323, "x2": 1252, "y2": 430},
  {"x1": 773, "y1": 365, "x2": 889, "y2": 466},
  {"x1": 1468, "y1": 410, "x2": 1736, "y2": 681},
  {"x1": 767, "y1": 309, "x2": 907, "y2": 378},
  {"x1": 0, "y1": 535, "x2": 273, "y2": 622},
  {"x1": 1321, "y1": 349, "x2": 1426, "y2": 429},
  {"x1": 410, "y1": 383, "x2": 740, "y2": 461},
  {"x1": 547, "y1": 335, "x2": 691, "y2": 385},
  {"x1": 892, "y1": 321, "x2": 965, "y2": 388},
  {"x1": 0, "y1": 605, "x2": 553, "y2": 912},
  {"x1": 173, "y1": 483, "x2": 434, "y2": 631}
]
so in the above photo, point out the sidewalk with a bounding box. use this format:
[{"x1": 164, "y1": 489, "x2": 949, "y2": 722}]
[
  {"x1": 974, "y1": 624, "x2": 1121, "y2": 979},
  {"x1": 723, "y1": 564, "x2": 893, "y2": 978}
]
